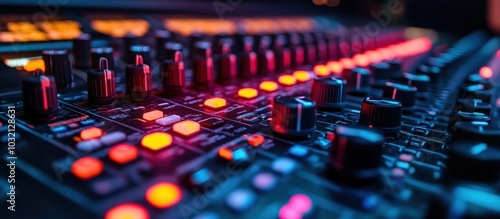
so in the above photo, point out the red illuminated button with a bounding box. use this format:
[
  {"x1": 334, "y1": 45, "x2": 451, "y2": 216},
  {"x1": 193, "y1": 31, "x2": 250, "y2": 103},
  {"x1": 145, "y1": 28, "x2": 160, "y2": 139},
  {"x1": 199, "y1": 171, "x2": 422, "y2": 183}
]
[
  {"x1": 238, "y1": 88, "x2": 258, "y2": 99},
  {"x1": 204, "y1": 97, "x2": 227, "y2": 110},
  {"x1": 108, "y1": 143, "x2": 139, "y2": 164},
  {"x1": 105, "y1": 203, "x2": 149, "y2": 219},
  {"x1": 71, "y1": 156, "x2": 104, "y2": 180},
  {"x1": 173, "y1": 120, "x2": 201, "y2": 136},
  {"x1": 259, "y1": 81, "x2": 278, "y2": 92},
  {"x1": 278, "y1": 75, "x2": 297, "y2": 86},
  {"x1": 479, "y1": 66, "x2": 493, "y2": 79},
  {"x1": 143, "y1": 110, "x2": 164, "y2": 121},
  {"x1": 247, "y1": 134, "x2": 265, "y2": 147},
  {"x1": 145, "y1": 182, "x2": 182, "y2": 208},
  {"x1": 80, "y1": 127, "x2": 103, "y2": 140},
  {"x1": 141, "y1": 132, "x2": 173, "y2": 151}
]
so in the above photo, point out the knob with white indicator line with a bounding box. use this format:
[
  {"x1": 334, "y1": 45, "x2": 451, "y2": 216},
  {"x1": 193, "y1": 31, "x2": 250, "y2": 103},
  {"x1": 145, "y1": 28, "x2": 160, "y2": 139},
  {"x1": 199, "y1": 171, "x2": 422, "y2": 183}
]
[
  {"x1": 270, "y1": 96, "x2": 316, "y2": 137},
  {"x1": 310, "y1": 77, "x2": 346, "y2": 110},
  {"x1": 359, "y1": 97, "x2": 402, "y2": 134},
  {"x1": 87, "y1": 58, "x2": 116, "y2": 108}
]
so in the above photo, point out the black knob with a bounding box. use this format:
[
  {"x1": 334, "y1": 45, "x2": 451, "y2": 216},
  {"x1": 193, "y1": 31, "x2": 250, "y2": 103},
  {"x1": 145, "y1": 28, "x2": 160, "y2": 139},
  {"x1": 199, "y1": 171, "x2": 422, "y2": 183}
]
[
  {"x1": 301, "y1": 33, "x2": 317, "y2": 65},
  {"x1": 161, "y1": 51, "x2": 185, "y2": 96},
  {"x1": 289, "y1": 34, "x2": 305, "y2": 68},
  {"x1": 382, "y1": 82, "x2": 418, "y2": 113},
  {"x1": 401, "y1": 73, "x2": 430, "y2": 92},
  {"x1": 164, "y1": 42, "x2": 183, "y2": 61},
  {"x1": 87, "y1": 58, "x2": 116, "y2": 107},
  {"x1": 450, "y1": 121, "x2": 500, "y2": 147},
  {"x1": 126, "y1": 55, "x2": 152, "y2": 101},
  {"x1": 416, "y1": 65, "x2": 440, "y2": 83},
  {"x1": 216, "y1": 41, "x2": 236, "y2": 85},
  {"x1": 359, "y1": 97, "x2": 402, "y2": 134},
  {"x1": 313, "y1": 32, "x2": 328, "y2": 63},
  {"x1": 460, "y1": 84, "x2": 493, "y2": 102},
  {"x1": 127, "y1": 45, "x2": 151, "y2": 66},
  {"x1": 466, "y1": 73, "x2": 492, "y2": 89},
  {"x1": 72, "y1": 33, "x2": 91, "y2": 69},
  {"x1": 447, "y1": 112, "x2": 491, "y2": 134},
  {"x1": 192, "y1": 42, "x2": 214, "y2": 86},
  {"x1": 386, "y1": 59, "x2": 402, "y2": 79},
  {"x1": 238, "y1": 37, "x2": 257, "y2": 79},
  {"x1": 453, "y1": 98, "x2": 491, "y2": 116},
  {"x1": 155, "y1": 30, "x2": 171, "y2": 61},
  {"x1": 22, "y1": 70, "x2": 58, "y2": 121},
  {"x1": 342, "y1": 67, "x2": 371, "y2": 95},
  {"x1": 122, "y1": 33, "x2": 139, "y2": 60},
  {"x1": 257, "y1": 36, "x2": 275, "y2": 76},
  {"x1": 270, "y1": 96, "x2": 316, "y2": 137},
  {"x1": 447, "y1": 141, "x2": 500, "y2": 182},
  {"x1": 42, "y1": 50, "x2": 73, "y2": 88},
  {"x1": 273, "y1": 35, "x2": 291, "y2": 72},
  {"x1": 310, "y1": 77, "x2": 346, "y2": 110},
  {"x1": 369, "y1": 62, "x2": 392, "y2": 88},
  {"x1": 327, "y1": 125, "x2": 384, "y2": 184},
  {"x1": 91, "y1": 47, "x2": 114, "y2": 71}
]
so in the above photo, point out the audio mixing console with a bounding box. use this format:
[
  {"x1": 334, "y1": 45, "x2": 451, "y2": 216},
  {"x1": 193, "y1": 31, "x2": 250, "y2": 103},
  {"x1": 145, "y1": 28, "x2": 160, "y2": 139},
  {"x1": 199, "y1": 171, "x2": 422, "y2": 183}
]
[{"x1": 0, "y1": 13, "x2": 500, "y2": 219}]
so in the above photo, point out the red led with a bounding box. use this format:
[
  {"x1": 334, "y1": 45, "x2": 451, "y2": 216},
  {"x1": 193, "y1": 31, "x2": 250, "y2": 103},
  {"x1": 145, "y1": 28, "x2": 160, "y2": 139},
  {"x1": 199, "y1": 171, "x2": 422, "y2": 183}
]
[{"x1": 479, "y1": 66, "x2": 493, "y2": 79}]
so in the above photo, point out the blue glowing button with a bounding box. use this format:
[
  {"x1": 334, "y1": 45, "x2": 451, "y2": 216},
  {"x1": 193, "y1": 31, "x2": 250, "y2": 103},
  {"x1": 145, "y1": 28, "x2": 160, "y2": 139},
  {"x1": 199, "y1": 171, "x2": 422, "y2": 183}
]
[
  {"x1": 76, "y1": 139, "x2": 101, "y2": 152},
  {"x1": 192, "y1": 212, "x2": 219, "y2": 219},
  {"x1": 189, "y1": 168, "x2": 212, "y2": 187},
  {"x1": 288, "y1": 145, "x2": 309, "y2": 158},
  {"x1": 271, "y1": 157, "x2": 297, "y2": 175},
  {"x1": 51, "y1": 126, "x2": 67, "y2": 133},
  {"x1": 395, "y1": 161, "x2": 410, "y2": 170},
  {"x1": 252, "y1": 173, "x2": 277, "y2": 192},
  {"x1": 225, "y1": 189, "x2": 256, "y2": 212},
  {"x1": 80, "y1": 119, "x2": 96, "y2": 126},
  {"x1": 100, "y1": 131, "x2": 126, "y2": 146}
]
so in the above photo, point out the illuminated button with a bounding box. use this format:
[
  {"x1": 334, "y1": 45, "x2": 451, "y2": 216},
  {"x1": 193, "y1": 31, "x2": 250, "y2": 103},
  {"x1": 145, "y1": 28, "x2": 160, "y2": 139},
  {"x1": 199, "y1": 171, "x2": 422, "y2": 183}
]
[
  {"x1": 288, "y1": 145, "x2": 309, "y2": 158},
  {"x1": 271, "y1": 157, "x2": 297, "y2": 175},
  {"x1": 71, "y1": 156, "x2": 104, "y2": 180},
  {"x1": 313, "y1": 65, "x2": 330, "y2": 77},
  {"x1": 353, "y1": 54, "x2": 370, "y2": 67},
  {"x1": 327, "y1": 61, "x2": 343, "y2": 74},
  {"x1": 101, "y1": 131, "x2": 127, "y2": 146},
  {"x1": 143, "y1": 110, "x2": 164, "y2": 121},
  {"x1": 225, "y1": 189, "x2": 256, "y2": 212},
  {"x1": 105, "y1": 203, "x2": 149, "y2": 219},
  {"x1": 247, "y1": 134, "x2": 265, "y2": 147},
  {"x1": 76, "y1": 139, "x2": 101, "y2": 152},
  {"x1": 293, "y1": 70, "x2": 311, "y2": 82},
  {"x1": 80, "y1": 127, "x2": 103, "y2": 140},
  {"x1": 259, "y1": 81, "x2": 278, "y2": 92},
  {"x1": 340, "y1": 58, "x2": 355, "y2": 70},
  {"x1": 173, "y1": 120, "x2": 201, "y2": 136},
  {"x1": 155, "y1": 114, "x2": 181, "y2": 126},
  {"x1": 204, "y1": 97, "x2": 227, "y2": 110},
  {"x1": 141, "y1": 132, "x2": 173, "y2": 151},
  {"x1": 23, "y1": 59, "x2": 45, "y2": 72},
  {"x1": 145, "y1": 182, "x2": 182, "y2": 208},
  {"x1": 108, "y1": 143, "x2": 139, "y2": 164},
  {"x1": 252, "y1": 173, "x2": 277, "y2": 192},
  {"x1": 278, "y1": 75, "x2": 297, "y2": 86},
  {"x1": 479, "y1": 66, "x2": 493, "y2": 79},
  {"x1": 237, "y1": 88, "x2": 258, "y2": 99},
  {"x1": 218, "y1": 147, "x2": 234, "y2": 160}
]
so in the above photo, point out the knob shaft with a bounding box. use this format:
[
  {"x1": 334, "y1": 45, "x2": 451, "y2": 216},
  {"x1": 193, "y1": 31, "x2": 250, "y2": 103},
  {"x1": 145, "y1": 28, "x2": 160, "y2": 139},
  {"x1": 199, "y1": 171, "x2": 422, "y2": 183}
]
[
  {"x1": 327, "y1": 125, "x2": 384, "y2": 184},
  {"x1": 126, "y1": 55, "x2": 152, "y2": 101},
  {"x1": 310, "y1": 77, "x2": 346, "y2": 110},
  {"x1": 359, "y1": 97, "x2": 402, "y2": 134},
  {"x1": 22, "y1": 70, "x2": 58, "y2": 120},
  {"x1": 87, "y1": 58, "x2": 116, "y2": 107},
  {"x1": 42, "y1": 50, "x2": 73, "y2": 88},
  {"x1": 270, "y1": 96, "x2": 316, "y2": 137}
]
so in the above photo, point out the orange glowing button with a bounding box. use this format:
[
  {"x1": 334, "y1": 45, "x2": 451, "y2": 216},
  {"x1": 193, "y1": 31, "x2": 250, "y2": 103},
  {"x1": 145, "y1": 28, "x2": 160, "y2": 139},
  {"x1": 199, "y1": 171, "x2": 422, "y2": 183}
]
[
  {"x1": 141, "y1": 132, "x2": 173, "y2": 151},
  {"x1": 479, "y1": 66, "x2": 493, "y2": 79},
  {"x1": 146, "y1": 182, "x2": 182, "y2": 208},
  {"x1": 218, "y1": 147, "x2": 233, "y2": 160},
  {"x1": 327, "y1": 61, "x2": 343, "y2": 75},
  {"x1": 23, "y1": 59, "x2": 45, "y2": 72},
  {"x1": 353, "y1": 54, "x2": 370, "y2": 67},
  {"x1": 278, "y1": 75, "x2": 297, "y2": 86},
  {"x1": 80, "y1": 127, "x2": 103, "y2": 140},
  {"x1": 247, "y1": 134, "x2": 265, "y2": 147},
  {"x1": 108, "y1": 144, "x2": 139, "y2": 164},
  {"x1": 105, "y1": 203, "x2": 149, "y2": 219},
  {"x1": 293, "y1": 70, "x2": 312, "y2": 82},
  {"x1": 340, "y1": 58, "x2": 355, "y2": 70},
  {"x1": 71, "y1": 156, "x2": 104, "y2": 180},
  {"x1": 238, "y1": 88, "x2": 258, "y2": 99},
  {"x1": 259, "y1": 81, "x2": 278, "y2": 92},
  {"x1": 173, "y1": 120, "x2": 201, "y2": 136},
  {"x1": 204, "y1": 97, "x2": 227, "y2": 110},
  {"x1": 143, "y1": 110, "x2": 164, "y2": 121},
  {"x1": 313, "y1": 65, "x2": 330, "y2": 77}
]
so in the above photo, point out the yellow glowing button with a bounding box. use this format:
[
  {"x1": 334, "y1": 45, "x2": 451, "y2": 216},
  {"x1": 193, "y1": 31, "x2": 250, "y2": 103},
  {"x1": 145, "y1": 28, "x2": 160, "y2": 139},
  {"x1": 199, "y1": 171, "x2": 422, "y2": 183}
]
[
  {"x1": 340, "y1": 58, "x2": 355, "y2": 70},
  {"x1": 278, "y1": 75, "x2": 297, "y2": 86},
  {"x1": 353, "y1": 54, "x2": 370, "y2": 67},
  {"x1": 204, "y1": 97, "x2": 227, "y2": 110},
  {"x1": 327, "y1": 61, "x2": 343, "y2": 75},
  {"x1": 71, "y1": 156, "x2": 104, "y2": 180},
  {"x1": 173, "y1": 120, "x2": 201, "y2": 136},
  {"x1": 247, "y1": 134, "x2": 265, "y2": 147},
  {"x1": 143, "y1": 110, "x2": 164, "y2": 121},
  {"x1": 238, "y1": 88, "x2": 258, "y2": 99},
  {"x1": 141, "y1": 132, "x2": 173, "y2": 151},
  {"x1": 259, "y1": 81, "x2": 278, "y2": 92},
  {"x1": 146, "y1": 182, "x2": 182, "y2": 208},
  {"x1": 105, "y1": 203, "x2": 149, "y2": 219},
  {"x1": 313, "y1": 65, "x2": 330, "y2": 77},
  {"x1": 80, "y1": 127, "x2": 103, "y2": 140},
  {"x1": 23, "y1": 59, "x2": 45, "y2": 72},
  {"x1": 218, "y1": 147, "x2": 233, "y2": 160},
  {"x1": 108, "y1": 144, "x2": 139, "y2": 164},
  {"x1": 293, "y1": 70, "x2": 312, "y2": 82}
]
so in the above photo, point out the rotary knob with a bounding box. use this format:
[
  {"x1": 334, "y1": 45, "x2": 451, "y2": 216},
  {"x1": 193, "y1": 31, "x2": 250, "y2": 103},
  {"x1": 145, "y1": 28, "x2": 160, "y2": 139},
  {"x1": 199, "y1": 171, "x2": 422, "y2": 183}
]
[
  {"x1": 87, "y1": 58, "x2": 116, "y2": 108},
  {"x1": 270, "y1": 96, "x2": 316, "y2": 137},
  {"x1": 310, "y1": 77, "x2": 346, "y2": 110},
  {"x1": 369, "y1": 62, "x2": 392, "y2": 87},
  {"x1": 326, "y1": 125, "x2": 384, "y2": 184},
  {"x1": 42, "y1": 50, "x2": 73, "y2": 88},
  {"x1": 161, "y1": 50, "x2": 185, "y2": 96},
  {"x1": 238, "y1": 37, "x2": 257, "y2": 79},
  {"x1": 192, "y1": 42, "x2": 214, "y2": 86},
  {"x1": 453, "y1": 98, "x2": 491, "y2": 116},
  {"x1": 401, "y1": 73, "x2": 430, "y2": 92},
  {"x1": 342, "y1": 67, "x2": 371, "y2": 95},
  {"x1": 382, "y1": 82, "x2": 418, "y2": 113},
  {"x1": 446, "y1": 141, "x2": 500, "y2": 183},
  {"x1": 359, "y1": 97, "x2": 402, "y2": 134},
  {"x1": 216, "y1": 40, "x2": 236, "y2": 85},
  {"x1": 72, "y1": 33, "x2": 91, "y2": 69},
  {"x1": 127, "y1": 45, "x2": 151, "y2": 66},
  {"x1": 447, "y1": 112, "x2": 491, "y2": 134},
  {"x1": 91, "y1": 47, "x2": 114, "y2": 71},
  {"x1": 450, "y1": 121, "x2": 500, "y2": 147},
  {"x1": 22, "y1": 70, "x2": 59, "y2": 121},
  {"x1": 126, "y1": 55, "x2": 152, "y2": 101}
]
